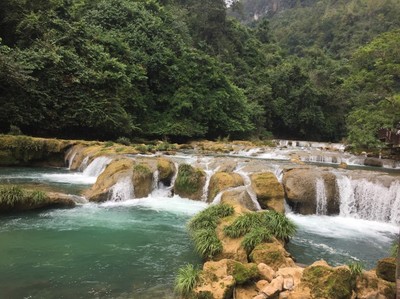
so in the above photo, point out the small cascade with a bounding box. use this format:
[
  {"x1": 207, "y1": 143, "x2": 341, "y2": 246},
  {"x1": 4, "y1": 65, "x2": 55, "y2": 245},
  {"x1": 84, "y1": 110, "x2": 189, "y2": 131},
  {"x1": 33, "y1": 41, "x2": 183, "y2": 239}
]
[
  {"x1": 109, "y1": 177, "x2": 134, "y2": 201},
  {"x1": 79, "y1": 156, "x2": 90, "y2": 172},
  {"x1": 152, "y1": 170, "x2": 159, "y2": 191},
  {"x1": 67, "y1": 152, "x2": 78, "y2": 169},
  {"x1": 82, "y1": 157, "x2": 112, "y2": 177},
  {"x1": 272, "y1": 165, "x2": 284, "y2": 183},
  {"x1": 201, "y1": 166, "x2": 220, "y2": 202},
  {"x1": 336, "y1": 176, "x2": 400, "y2": 224},
  {"x1": 301, "y1": 155, "x2": 339, "y2": 164},
  {"x1": 235, "y1": 169, "x2": 261, "y2": 210},
  {"x1": 211, "y1": 190, "x2": 224, "y2": 205},
  {"x1": 166, "y1": 162, "x2": 179, "y2": 196},
  {"x1": 315, "y1": 178, "x2": 328, "y2": 215},
  {"x1": 65, "y1": 147, "x2": 78, "y2": 169}
]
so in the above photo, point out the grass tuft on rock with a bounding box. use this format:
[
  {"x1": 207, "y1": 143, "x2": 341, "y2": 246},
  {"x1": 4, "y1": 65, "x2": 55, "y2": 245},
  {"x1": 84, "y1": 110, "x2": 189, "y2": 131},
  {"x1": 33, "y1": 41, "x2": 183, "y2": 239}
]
[
  {"x1": 223, "y1": 212, "x2": 264, "y2": 238},
  {"x1": 0, "y1": 185, "x2": 49, "y2": 207},
  {"x1": 175, "y1": 263, "x2": 201, "y2": 296},
  {"x1": 175, "y1": 164, "x2": 205, "y2": 195},
  {"x1": 263, "y1": 210, "x2": 297, "y2": 240},
  {"x1": 347, "y1": 262, "x2": 363, "y2": 278},
  {"x1": 242, "y1": 227, "x2": 273, "y2": 254},
  {"x1": 188, "y1": 204, "x2": 233, "y2": 259}
]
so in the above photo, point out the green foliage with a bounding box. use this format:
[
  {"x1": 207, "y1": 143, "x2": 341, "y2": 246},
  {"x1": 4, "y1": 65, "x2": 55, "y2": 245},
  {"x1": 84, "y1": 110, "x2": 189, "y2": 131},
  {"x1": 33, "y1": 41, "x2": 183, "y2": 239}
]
[
  {"x1": 188, "y1": 203, "x2": 234, "y2": 232},
  {"x1": 8, "y1": 125, "x2": 22, "y2": 135},
  {"x1": 347, "y1": 262, "x2": 363, "y2": 278},
  {"x1": 175, "y1": 164, "x2": 205, "y2": 195},
  {"x1": 0, "y1": 185, "x2": 24, "y2": 206},
  {"x1": 116, "y1": 137, "x2": 131, "y2": 146},
  {"x1": 103, "y1": 141, "x2": 114, "y2": 148},
  {"x1": 192, "y1": 228, "x2": 223, "y2": 259},
  {"x1": 29, "y1": 190, "x2": 48, "y2": 204},
  {"x1": 224, "y1": 210, "x2": 296, "y2": 241},
  {"x1": 391, "y1": 240, "x2": 399, "y2": 258},
  {"x1": 231, "y1": 262, "x2": 259, "y2": 285},
  {"x1": 174, "y1": 263, "x2": 201, "y2": 296},
  {"x1": 242, "y1": 227, "x2": 273, "y2": 254}
]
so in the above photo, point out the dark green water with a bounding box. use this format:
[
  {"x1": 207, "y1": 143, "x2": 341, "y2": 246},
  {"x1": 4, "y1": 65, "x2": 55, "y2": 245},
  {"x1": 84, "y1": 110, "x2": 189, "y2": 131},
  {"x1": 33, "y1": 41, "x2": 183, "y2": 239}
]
[{"x1": 0, "y1": 201, "x2": 204, "y2": 299}]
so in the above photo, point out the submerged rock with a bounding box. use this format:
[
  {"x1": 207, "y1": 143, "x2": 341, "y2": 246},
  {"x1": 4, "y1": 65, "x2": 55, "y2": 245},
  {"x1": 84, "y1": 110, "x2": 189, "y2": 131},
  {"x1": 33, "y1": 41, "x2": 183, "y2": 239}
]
[{"x1": 250, "y1": 172, "x2": 285, "y2": 213}]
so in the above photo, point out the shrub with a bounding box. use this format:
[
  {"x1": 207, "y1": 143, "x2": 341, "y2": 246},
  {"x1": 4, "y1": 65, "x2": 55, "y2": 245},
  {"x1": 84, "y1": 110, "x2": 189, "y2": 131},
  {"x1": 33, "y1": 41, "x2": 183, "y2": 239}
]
[
  {"x1": 8, "y1": 125, "x2": 22, "y2": 136},
  {"x1": 242, "y1": 227, "x2": 273, "y2": 254},
  {"x1": 175, "y1": 263, "x2": 201, "y2": 296},
  {"x1": 116, "y1": 137, "x2": 131, "y2": 146},
  {"x1": 103, "y1": 141, "x2": 114, "y2": 147}
]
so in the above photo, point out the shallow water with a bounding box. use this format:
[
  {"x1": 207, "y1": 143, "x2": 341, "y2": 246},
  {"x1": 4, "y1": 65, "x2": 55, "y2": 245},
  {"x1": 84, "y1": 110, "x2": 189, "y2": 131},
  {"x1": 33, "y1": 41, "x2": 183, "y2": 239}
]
[{"x1": 0, "y1": 198, "x2": 206, "y2": 299}]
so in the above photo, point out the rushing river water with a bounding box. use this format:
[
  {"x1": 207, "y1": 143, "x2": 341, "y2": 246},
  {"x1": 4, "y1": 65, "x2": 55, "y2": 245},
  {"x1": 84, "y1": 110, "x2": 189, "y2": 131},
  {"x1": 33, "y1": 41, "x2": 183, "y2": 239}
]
[{"x1": 0, "y1": 166, "x2": 398, "y2": 298}]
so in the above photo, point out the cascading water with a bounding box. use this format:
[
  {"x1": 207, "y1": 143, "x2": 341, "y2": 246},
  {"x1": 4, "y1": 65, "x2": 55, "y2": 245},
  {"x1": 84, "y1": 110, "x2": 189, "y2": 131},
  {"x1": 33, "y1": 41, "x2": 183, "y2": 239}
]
[
  {"x1": 82, "y1": 156, "x2": 112, "y2": 177},
  {"x1": 235, "y1": 169, "x2": 261, "y2": 210},
  {"x1": 315, "y1": 178, "x2": 328, "y2": 215},
  {"x1": 109, "y1": 176, "x2": 134, "y2": 201},
  {"x1": 336, "y1": 176, "x2": 400, "y2": 224},
  {"x1": 152, "y1": 170, "x2": 159, "y2": 190},
  {"x1": 201, "y1": 165, "x2": 219, "y2": 202},
  {"x1": 78, "y1": 156, "x2": 89, "y2": 171}
]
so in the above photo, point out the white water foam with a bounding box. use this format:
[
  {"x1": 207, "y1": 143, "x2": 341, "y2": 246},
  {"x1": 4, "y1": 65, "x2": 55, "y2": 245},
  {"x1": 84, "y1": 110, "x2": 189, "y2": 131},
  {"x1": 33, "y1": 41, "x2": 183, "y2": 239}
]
[
  {"x1": 235, "y1": 169, "x2": 261, "y2": 210},
  {"x1": 337, "y1": 176, "x2": 400, "y2": 224},
  {"x1": 82, "y1": 157, "x2": 112, "y2": 177},
  {"x1": 315, "y1": 178, "x2": 328, "y2": 215},
  {"x1": 101, "y1": 195, "x2": 208, "y2": 216},
  {"x1": 109, "y1": 177, "x2": 134, "y2": 201}
]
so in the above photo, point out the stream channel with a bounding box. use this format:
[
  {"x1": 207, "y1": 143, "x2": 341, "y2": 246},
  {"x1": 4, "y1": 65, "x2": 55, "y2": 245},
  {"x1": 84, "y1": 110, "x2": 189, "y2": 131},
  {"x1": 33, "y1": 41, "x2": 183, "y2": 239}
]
[{"x1": 0, "y1": 149, "x2": 398, "y2": 298}]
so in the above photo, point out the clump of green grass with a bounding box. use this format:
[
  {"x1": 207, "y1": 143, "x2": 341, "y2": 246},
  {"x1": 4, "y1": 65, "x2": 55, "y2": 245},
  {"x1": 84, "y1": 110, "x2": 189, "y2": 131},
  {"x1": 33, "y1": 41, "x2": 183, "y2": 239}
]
[
  {"x1": 263, "y1": 210, "x2": 297, "y2": 240},
  {"x1": 175, "y1": 164, "x2": 205, "y2": 195},
  {"x1": 103, "y1": 141, "x2": 114, "y2": 147},
  {"x1": 0, "y1": 185, "x2": 24, "y2": 206},
  {"x1": 188, "y1": 204, "x2": 234, "y2": 259},
  {"x1": 223, "y1": 212, "x2": 265, "y2": 238},
  {"x1": 347, "y1": 262, "x2": 363, "y2": 278},
  {"x1": 192, "y1": 228, "x2": 223, "y2": 259},
  {"x1": 0, "y1": 185, "x2": 48, "y2": 207},
  {"x1": 242, "y1": 227, "x2": 273, "y2": 254},
  {"x1": 175, "y1": 263, "x2": 201, "y2": 297},
  {"x1": 116, "y1": 137, "x2": 131, "y2": 146},
  {"x1": 390, "y1": 239, "x2": 398, "y2": 257}
]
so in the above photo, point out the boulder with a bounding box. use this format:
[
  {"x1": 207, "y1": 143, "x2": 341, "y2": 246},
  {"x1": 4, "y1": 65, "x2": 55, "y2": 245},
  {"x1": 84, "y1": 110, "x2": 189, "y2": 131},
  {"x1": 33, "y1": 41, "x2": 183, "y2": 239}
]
[
  {"x1": 221, "y1": 189, "x2": 259, "y2": 211},
  {"x1": 282, "y1": 168, "x2": 339, "y2": 215},
  {"x1": 193, "y1": 259, "x2": 236, "y2": 299},
  {"x1": 85, "y1": 158, "x2": 134, "y2": 202},
  {"x1": 260, "y1": 275, "x2": 284, "y2": 297},
  {"x1": 249, "y1": 242, "x2": 295, "y2": 271},
  {"x1": 376, "y1": 257, "x2": 396, "y2": 282},
  {"x1": 235, "y1": 284, "x2": 258, "y2": 299},
  {"x1": 208, "y1": 172, "x2": 244, "y2": 202},
  {"x1": 132, "y1": 163, "x2": 153, "y2": 198},
  {"x1": 250, "y1": 172, "x2": 285, "y2": 213},
  {"x1": 364, "y1": 157, "x2": 383, "y2": 167},
  {"x1": 276, "y1": 267, "x2": 304, "y2": 288},
  {"x1": 355, "y1": 270, "x2": 396, "y2": 299},
  {"x1": 156, "y1": 158, "x2": 176, "y2": 186},
  {"x1": 257, "y1": 263, "x2": 276, "y2": 282},
  {"x1": 174, "y1": 164, "x2": 206, "y2": 200},
  {"x1": 300, "y1": 260, "x2": 355, "y2": 299}
]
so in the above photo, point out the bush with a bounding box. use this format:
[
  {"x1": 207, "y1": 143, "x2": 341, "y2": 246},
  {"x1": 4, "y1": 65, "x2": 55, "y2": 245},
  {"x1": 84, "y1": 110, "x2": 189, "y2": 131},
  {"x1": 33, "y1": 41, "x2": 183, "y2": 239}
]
[
  {"x1": 116, "y1": 137, "x2": 131, "y2": 146},
  {"x1": 175, "y1": 263, "x2": 201, "y2": 296},
  {"x1": 8, "y1": 125, "x2": 22, "y2": 136}
]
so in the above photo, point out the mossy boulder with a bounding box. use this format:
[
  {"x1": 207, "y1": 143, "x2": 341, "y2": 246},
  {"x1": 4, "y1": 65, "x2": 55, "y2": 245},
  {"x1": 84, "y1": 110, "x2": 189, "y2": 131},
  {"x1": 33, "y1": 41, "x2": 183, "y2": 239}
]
[
  {"x1": 376, "y1": 257, "x2": 396, "y2": 282},
  {"x1": 174, "y1": 164, "x2": 206, "y2": 200},
  {"x1": 355, "y1": 270, "x2": 396, "y2": 299},
  {"x1": 249, "y1": 242, "x2": 295, "y2": 271},
  {"x1": 157, "y1": 158, "x2": 176, "y2": 186},
  {"x1": 0, "y1": 135, "x2": 74, "y2": 167},
  {"x1": 228, "y1": 261, "x2": 259, "y2": 285},
  {"x1": 301, "y1": 260, "x2": 355, "y2": 299},
  {"x1": 208, "y1": 172, "x2": 244, "y2": 202},
  {"x1": 132, "y1": 163, "x2": 153, "y2": 198},
  {"x1": 85, "y1": 158, "x2": 134, "y2": 202},
  {"x1": 250, "y1": 172, "x2": 284, "y2": 213},
  {"x1": 282, "y1": 168, "x2": 339, "y2": 215}
]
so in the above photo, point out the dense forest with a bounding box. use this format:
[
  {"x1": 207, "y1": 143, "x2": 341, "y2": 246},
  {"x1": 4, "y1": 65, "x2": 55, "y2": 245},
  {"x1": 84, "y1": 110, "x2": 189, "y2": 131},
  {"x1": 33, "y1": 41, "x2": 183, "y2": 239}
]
[{"x1": 0, "y1": 0, "x2": 399, "y2": 147}]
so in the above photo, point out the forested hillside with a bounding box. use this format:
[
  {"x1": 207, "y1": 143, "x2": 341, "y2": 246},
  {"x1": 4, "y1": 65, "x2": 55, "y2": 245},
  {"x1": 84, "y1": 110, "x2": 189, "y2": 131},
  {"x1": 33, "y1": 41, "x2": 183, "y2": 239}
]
[{"x1": 0, "y1": 0, "x2": 399, "y2": 147}]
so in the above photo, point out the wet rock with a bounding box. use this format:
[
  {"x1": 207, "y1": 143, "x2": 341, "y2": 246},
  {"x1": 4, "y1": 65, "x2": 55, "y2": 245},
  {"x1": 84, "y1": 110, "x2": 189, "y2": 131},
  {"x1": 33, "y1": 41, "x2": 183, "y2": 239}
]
[
  {"x1": 132, "y1": 163, "x2": 153, "y2": 198},
  {"x1": 174, "y1": 164, "x2": 206, "y2": 200},
  {"x1": 250, "y1": 172, "x2": 285, "y2": 213},
  {"x1": 376, "y1": 257, "x2": 396, "y2": 282},
  {"x1": 156, "y1": 158, "x2": 176, "y2": 186},
  {"x1": 364, "y1": 157, "x2": 383, "y2": 167},
  {"x1": 208, "y1": 172, "x2": 244, "y2": 202},
  {"x1": 282, "y1": 167, "x2": 339, "y2": 215},
  {"x1": 249, "y1": 242, "x2": 295, "y2": 271},
  {"x1": 355, "y1": 270, "x2": 396, "y2": 299},
  {"x1": 221, "y1": 189, "x2": 259, "y2": 211}
]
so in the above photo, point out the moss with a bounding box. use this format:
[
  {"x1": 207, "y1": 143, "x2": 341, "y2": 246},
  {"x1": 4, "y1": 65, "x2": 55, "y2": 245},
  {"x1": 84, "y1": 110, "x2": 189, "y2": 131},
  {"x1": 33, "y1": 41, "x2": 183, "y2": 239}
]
[
  {"x1": 249, "y1": 243, "x2": 287, "y2": 270},
  {"x1": 174, "y1": 164, "x2": 205, "y2": 199},
  {"x1": 133, "y1": 163, "x2": 152, "y2": 178},
  {"x1": 195, "y1": 291, "x2": 214, "y2": 299},
  {"x1": 303, "y1": 265, "x2": 354, "y2": 299},
  {"x1": 376, "y1": 257, "x2": 396, "y2": 282},
  {"x1": 230, "y1": 262, "x2": 259, "y2": 285},
  {"x1": 157, "y1": 158, "x2": 175, "y2": 185}
]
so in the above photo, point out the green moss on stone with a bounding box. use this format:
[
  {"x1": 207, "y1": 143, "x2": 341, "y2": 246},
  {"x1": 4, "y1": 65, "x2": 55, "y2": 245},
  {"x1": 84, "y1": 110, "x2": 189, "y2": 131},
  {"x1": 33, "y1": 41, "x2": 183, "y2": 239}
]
[{"x1": 230, "y1": 262, "x2": 259, "y2": 285}]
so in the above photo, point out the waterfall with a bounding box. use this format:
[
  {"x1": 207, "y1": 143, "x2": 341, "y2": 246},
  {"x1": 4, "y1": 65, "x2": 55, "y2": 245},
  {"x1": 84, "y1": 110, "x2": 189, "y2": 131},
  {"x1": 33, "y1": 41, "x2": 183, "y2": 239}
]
[
  {"x1": 201, "y1": 166, "x2": 220, "y2": 202},
  {"x1": 109, "y1": 177, "x2": 134, "y2": 201},
  {"x1": 235, "y1": 169, "x2": 261, "y2": 210},
  {"x1": 315, "y1": 178, "x2": 328, "y2": 215},
  {"x1": 152, "y1": 170, "x2": 159, "y2": 191},
  {"x1": 82, "y1": 157, "x2": 112, "y2": 177},
  {"x1": 65, "y1": 147, "x2": 78, "y2": 169},
  {"x1": 166, "y1": 162, "x2": 179, "y2": 197},
  {"x1": 272, "y1": 165, "x2": 284, "y2": 183},
  {"x1": 79, "y1": 156, "x2": 90, "y2": 172},
  {"x1": 336, "y1": 176, "x2": 400, "y2": 224}
]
